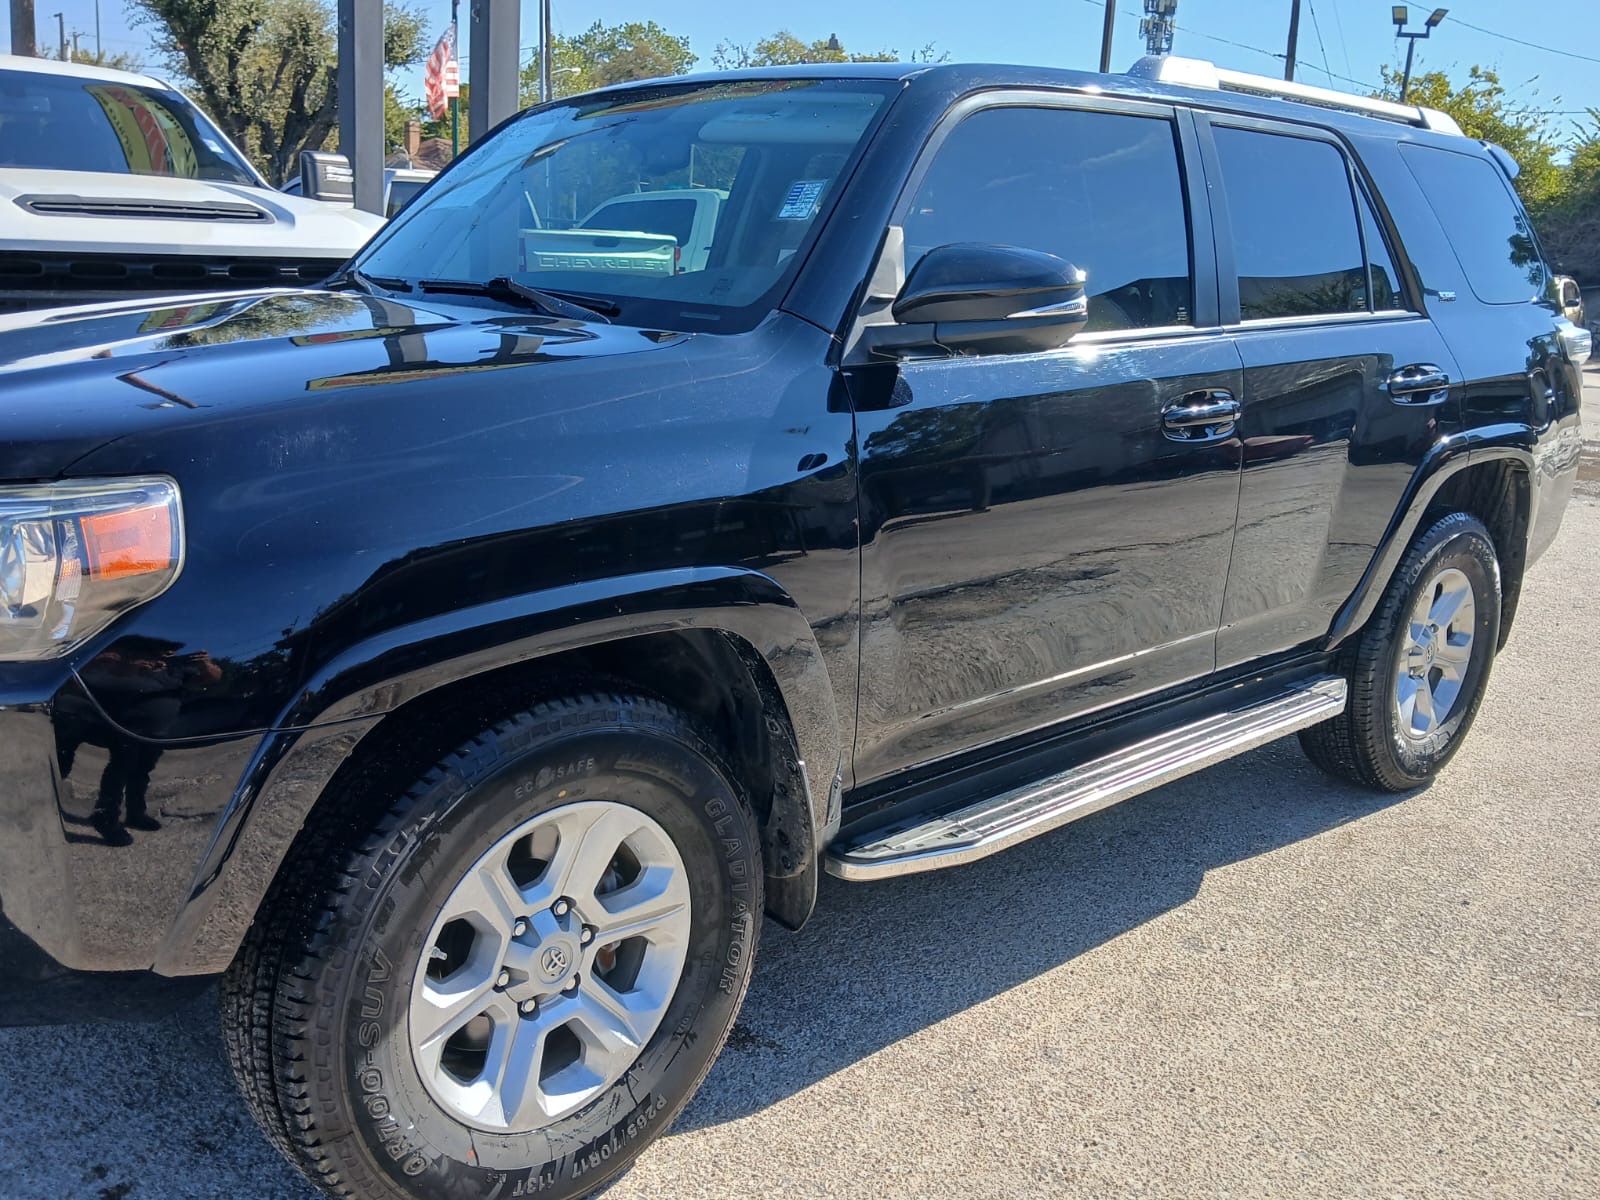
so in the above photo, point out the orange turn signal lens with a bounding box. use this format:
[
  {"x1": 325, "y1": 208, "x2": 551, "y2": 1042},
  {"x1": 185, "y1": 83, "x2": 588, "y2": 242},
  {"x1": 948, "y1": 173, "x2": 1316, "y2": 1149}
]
[{"x1": 81, "y1": 502, "x2": 176, "y2": 581}]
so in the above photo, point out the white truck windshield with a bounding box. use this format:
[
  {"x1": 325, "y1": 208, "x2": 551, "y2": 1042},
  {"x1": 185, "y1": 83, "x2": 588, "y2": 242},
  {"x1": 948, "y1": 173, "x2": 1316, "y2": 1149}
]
[{"x1": 0, "y1": 68, "x2": 259, "y2": 186}]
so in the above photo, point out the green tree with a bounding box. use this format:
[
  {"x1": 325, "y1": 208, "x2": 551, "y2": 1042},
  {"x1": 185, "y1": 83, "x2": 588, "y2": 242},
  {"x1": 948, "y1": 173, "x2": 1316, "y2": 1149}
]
[
  {"x1": 384, "y1": 83, "x2": 418, "y2": 156},
  {"x1": 518, "y1": 19, "x2": 696, "y2": 107},
  {"x1": 711, "y1": 31, "x2": 941, "y2": 69},
  {"x1": 1541, "y1": 113, "x2": 1600, "y2": 283},
  {"x1": 130, "y1": 0, "x2": 428, "y2": 184},
  {"x1": 1374, "y1": 64, "x2": 1563, "y2": 209},
  {"x1": 51, "y1": 44, "x2": 145, "y2": 70}
]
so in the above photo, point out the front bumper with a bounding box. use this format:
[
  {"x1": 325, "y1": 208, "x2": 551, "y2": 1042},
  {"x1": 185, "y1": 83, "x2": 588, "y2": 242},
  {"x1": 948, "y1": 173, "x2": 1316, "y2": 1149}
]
[{"x1": 0, "y1": 667, "x2": 260, "y2": 1026}]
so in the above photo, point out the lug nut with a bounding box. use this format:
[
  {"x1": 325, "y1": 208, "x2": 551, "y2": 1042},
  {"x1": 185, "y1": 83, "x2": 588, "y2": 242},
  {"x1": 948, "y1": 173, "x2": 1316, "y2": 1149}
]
[
  {"x1": 513, "y1": 918, "x2": 528, "y2": 937},
  {"x1": 496, "y1": 968, "x2": 512, "y2": 989},
  {"x1": 563, "y1": 975, "x2": 579, "y2": 993},
  {"x1": 552, "y1": 899, "x2": 570, "y2": 917},
  {"x1": 518, "y1": 998, "x2": 538, "y2": 1017},
  {"x1": 580, "y1": 927, "x2": 594, "y2": 945}
]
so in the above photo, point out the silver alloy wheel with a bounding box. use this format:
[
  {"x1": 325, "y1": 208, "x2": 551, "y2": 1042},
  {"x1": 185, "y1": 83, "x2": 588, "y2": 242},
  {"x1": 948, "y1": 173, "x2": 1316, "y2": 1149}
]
[
  {"x1": 409, "y1": 800, "x2": 692, "y2": 1133},
  {"x1": 1394, "y1": 565, "x2": 1476, "y2": 740}
]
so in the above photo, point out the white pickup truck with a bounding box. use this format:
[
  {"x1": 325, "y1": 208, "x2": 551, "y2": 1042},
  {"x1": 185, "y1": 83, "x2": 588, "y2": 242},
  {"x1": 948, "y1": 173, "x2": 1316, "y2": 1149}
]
[
  {"x1": 0, "y1": 55, "x2": 382, "y2": 313},
  {"x1": 519, "y1": 188, "x2": 727, "y2": 278}
]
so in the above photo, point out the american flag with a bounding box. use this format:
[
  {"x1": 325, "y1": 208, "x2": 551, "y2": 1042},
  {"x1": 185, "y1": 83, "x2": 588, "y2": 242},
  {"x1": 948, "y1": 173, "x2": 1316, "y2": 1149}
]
[{"x1": 423, "y1": 23, "x2": 458, "y2": 121}]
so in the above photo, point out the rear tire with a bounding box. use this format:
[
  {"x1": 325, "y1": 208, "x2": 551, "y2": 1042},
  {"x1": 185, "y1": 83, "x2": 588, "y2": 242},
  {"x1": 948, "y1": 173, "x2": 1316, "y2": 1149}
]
[
  {"x1": 220, "y1": 693, "x2": 763, "y2": 1200},
  {"x1": 1300, "y1": 513, "x2": 1501, "y2": 792}
]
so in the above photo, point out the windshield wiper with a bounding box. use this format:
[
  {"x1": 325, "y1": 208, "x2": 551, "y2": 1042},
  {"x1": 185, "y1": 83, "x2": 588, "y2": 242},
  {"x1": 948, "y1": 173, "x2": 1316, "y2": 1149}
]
[
  {"x1": 415, "y1": 276, "x2": 612, "y2": 323},
  {"x1": 537, "y1": 287, "x2": 623, "y2": 317},
  {"x1": 324, "y1": 267, "x2": 412, "y2": 295}
]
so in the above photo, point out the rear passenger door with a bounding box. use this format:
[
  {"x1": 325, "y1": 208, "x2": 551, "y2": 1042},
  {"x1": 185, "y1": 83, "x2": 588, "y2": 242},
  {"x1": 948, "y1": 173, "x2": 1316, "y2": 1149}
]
[{"x1": 1193, "y1": 116, "x2": 1463, "y2": 668}]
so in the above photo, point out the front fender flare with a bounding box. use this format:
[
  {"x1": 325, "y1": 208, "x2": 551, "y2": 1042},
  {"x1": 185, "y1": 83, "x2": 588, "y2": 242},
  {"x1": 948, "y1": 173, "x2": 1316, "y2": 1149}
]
[{"x1": 155, "y1": 566, "x2": 842, "y2": 975}]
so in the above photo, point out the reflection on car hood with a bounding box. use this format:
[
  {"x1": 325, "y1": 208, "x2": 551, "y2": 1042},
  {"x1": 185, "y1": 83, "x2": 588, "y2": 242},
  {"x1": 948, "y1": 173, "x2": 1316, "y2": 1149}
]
[
  {"x1": 0, "y1": 169, "x2": 383, "y2": 258},
  {"x1": 0, "y1": 287, "x2": 691, "y2": 477}
]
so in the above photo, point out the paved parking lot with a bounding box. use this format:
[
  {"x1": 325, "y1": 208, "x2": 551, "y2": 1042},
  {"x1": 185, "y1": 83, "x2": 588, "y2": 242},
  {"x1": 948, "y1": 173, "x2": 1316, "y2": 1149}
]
[{"x1": 3, "y1": 379, "x2": 1597, "y2": 1200}]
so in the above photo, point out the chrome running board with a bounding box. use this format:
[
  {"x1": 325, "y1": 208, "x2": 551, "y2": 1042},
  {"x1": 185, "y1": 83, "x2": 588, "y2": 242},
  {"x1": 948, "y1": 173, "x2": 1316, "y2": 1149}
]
[{"x1": 825, "y1": 676, "x2": 1347, "y2": 881}]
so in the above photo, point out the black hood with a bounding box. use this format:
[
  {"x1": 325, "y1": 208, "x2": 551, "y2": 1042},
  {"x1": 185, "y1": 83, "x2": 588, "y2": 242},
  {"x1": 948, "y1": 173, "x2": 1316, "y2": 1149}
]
[{"x1": 0, "y1": 288, "x2": 687, "y2": 479}]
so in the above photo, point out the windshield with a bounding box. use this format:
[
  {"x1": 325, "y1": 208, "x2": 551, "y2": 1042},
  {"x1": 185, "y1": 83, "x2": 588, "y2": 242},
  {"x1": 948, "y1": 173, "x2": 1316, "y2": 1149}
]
[
  {"x1": 0, "y1": 69, "x2": 259, "y2": 185},
  {"x1": 356, "y1": 78, "x2": 899, "y2": 331}
]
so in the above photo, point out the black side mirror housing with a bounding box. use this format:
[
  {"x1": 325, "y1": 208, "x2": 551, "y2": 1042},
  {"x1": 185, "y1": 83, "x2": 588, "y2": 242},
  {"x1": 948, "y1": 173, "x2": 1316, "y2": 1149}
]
[{"x1": 880, "y1": 243, "x2": 1089, "y2": 356}]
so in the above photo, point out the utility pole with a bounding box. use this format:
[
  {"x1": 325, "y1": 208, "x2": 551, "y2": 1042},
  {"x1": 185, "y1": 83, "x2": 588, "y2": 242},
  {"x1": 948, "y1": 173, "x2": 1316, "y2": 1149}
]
[
  {"x1": 70, "y1": 29, "x2": 80, "y2": 60},
  {"x1": 539, "y1": 0, "x2": 553, "y2": 103},
  {"x1": 1284, "y1": 0, "x2": 1301, "y2": 81},
  {"x1": 336, "y1": 0, "x2": 384, "y2": 215},
  {"x1": 51, "y1": 9, "x2": 64, "y2": 59},
  {"x1": 1098, "y1": 1, "x2": 1115, "y2": 73},
  {"x1": 468, "y1": 0, "x2": 519, "y2": 138},
  {"x1": 1392, "y1": 7, "x2": 1449, "y2": 103},
  {"x1": 94, "y1": 0, "x2": 100, "y2": 60},
  {"x1": 9, "y1": 0, "x2": 36, "y2": 56}
]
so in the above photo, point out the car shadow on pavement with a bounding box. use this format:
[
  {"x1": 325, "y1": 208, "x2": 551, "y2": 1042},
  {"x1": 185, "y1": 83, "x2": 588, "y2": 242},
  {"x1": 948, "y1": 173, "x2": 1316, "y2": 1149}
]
[
  {"x1": 0, "y1": 739, "x2": 1414, "y2": 1200},
  {"x1": 671, "y1": 738, "x2": 1417, "y2": 1133}
]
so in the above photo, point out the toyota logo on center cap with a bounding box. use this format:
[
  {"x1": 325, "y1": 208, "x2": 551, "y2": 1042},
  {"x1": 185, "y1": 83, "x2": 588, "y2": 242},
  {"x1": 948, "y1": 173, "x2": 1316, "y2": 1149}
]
[{"x1": 540, "y1": 946, "x2": 569, "y2": 979}]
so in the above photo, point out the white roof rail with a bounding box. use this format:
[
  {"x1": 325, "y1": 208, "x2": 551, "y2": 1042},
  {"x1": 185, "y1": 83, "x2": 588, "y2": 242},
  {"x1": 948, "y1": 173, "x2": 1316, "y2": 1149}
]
[{"x1": 1126, "y1": 55, "x2": 1464, "y2": 136}]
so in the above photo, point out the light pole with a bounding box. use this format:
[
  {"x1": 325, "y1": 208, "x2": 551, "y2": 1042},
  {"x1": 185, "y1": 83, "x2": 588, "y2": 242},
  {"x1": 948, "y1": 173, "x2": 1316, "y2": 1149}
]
[
  {"x1": 1392, "y1": 6, "x2": 1448, "y2": 103},
  {"x1": 449, "y1": 0, "x2": 459, "y2": 157},
  {"x1": 51, "y1": 9, "x2": 63, "y2": 59}
]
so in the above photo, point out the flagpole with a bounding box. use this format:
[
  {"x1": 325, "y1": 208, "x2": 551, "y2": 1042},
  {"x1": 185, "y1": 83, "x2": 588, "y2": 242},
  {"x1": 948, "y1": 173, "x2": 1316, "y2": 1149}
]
[{"x1": 449, "y1": 0, "x2": 460, "y2": 157}]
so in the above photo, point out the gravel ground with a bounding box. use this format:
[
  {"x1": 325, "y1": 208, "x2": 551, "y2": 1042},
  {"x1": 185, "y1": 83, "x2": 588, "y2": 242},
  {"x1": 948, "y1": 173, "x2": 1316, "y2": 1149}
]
[{"x1": 3, "y1": 404, "x2": 1597, "y2": 1200}]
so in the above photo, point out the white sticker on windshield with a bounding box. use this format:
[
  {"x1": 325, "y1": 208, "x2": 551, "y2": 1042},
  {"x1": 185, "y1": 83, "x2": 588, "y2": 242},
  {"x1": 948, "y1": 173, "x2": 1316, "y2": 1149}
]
[{"x1": 777, "y1": 179, "x2": 827, "y2": 220}]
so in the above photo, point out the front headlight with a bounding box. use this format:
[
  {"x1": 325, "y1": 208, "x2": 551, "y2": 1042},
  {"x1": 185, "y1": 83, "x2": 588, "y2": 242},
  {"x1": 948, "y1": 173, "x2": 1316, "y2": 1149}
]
[{"x1": 0, "y1": 477, "x2": 184, "y2": 661}]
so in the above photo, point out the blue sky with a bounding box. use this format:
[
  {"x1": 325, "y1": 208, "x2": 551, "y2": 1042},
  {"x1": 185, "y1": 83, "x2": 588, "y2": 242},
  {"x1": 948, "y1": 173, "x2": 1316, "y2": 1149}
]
[{"x1": 10, "y1": 1, "x2": 1599, "y2": 142}]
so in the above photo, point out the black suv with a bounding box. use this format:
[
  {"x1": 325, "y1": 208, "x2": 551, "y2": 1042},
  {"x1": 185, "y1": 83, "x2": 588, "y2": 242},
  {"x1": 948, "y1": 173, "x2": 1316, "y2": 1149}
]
[{"x1": 0, "y1": 58, "x2": 1587, "y2": 1200}]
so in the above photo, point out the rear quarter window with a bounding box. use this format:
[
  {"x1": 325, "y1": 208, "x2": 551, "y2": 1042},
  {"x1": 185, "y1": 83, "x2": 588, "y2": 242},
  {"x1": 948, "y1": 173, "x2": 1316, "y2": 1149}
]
[{"x1": 1400, "y1": 143, "x2": 1543, "y2": 304}]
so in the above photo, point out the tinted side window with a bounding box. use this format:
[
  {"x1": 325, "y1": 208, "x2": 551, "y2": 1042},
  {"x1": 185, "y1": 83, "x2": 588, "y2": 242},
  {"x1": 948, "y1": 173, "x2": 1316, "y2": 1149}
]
[
  {"x1": 1358, "y1": 190, "x2": 1403, "y2": 310},
  {"x1": 1212, "y1": 127, "x2": 1368, "y2": 320},
  {"x1": 1400, "y1": 144, "x2": 1543, "y2": 304},
  {"x1": 903, "y1": 106, "x2": 1193, "y2": 331}
]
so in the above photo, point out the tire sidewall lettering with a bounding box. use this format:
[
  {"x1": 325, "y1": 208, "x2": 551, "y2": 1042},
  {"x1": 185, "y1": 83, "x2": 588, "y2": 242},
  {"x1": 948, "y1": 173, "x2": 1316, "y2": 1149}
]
[{"x1": 327, "y1": 712, "x2": 762, "y2": 1199}]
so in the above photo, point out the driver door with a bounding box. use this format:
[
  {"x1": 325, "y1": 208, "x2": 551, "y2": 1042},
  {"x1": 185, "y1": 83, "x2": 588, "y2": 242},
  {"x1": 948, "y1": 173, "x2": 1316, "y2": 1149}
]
[{"x1": 850, "y1": 98, "x2": 1245, "y2": 786}]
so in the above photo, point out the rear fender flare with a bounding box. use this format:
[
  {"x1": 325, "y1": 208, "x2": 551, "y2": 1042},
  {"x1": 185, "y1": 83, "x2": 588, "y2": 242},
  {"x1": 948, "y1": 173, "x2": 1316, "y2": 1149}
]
[{"x1": 1327, "y1": 429, "x2": 1535, "y2": 651}]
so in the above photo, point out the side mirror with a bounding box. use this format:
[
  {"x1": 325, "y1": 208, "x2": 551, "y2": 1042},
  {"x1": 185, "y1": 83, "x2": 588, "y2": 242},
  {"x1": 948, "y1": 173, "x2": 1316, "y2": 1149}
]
[
  {"x1": 881, "y1": 243, "x2": 1089, "y2": 356},
  {"x1": 299, "y1": 151, "x2": 355, "y2": 203}
]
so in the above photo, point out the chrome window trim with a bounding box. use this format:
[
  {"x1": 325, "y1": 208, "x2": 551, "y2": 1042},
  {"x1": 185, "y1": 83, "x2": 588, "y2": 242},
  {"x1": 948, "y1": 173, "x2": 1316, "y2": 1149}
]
[{"x1": 1226, "y1": 308, "x2": 1418, "y2": 333}]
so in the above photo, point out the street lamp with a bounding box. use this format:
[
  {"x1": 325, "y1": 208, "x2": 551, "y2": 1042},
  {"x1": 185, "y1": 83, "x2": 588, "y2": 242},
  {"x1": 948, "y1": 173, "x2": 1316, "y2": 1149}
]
[{"x1": 1392, "y1": 6, "x2": 1448, "y2": 103}]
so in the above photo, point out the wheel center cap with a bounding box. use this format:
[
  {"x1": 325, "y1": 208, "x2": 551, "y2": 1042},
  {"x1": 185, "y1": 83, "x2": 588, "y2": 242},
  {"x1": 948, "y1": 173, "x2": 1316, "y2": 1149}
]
[
  {"x1": 539, "y1": 944, "x2": 570, "y2": 981},
  {"x1": 501, "y1": 909, "x2": 583, "y2": 1002}
]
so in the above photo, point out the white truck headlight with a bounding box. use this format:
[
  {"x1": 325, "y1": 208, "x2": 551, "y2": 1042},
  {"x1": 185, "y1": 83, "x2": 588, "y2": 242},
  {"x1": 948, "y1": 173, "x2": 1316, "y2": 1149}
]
[{"x1": 0, "y1": 478, "x2": 184, "y2": 661}]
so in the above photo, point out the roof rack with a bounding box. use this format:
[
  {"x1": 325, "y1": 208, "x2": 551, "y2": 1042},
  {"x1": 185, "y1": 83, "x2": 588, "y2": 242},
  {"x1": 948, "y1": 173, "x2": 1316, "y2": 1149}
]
[{"x1": 1126, "y1": 55, "x2": 1464, "y2": 136}]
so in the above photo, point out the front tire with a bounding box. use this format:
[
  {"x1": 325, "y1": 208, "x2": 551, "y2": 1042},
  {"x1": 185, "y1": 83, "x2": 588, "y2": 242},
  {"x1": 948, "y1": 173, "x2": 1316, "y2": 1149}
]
[
  {"x1": 221, "y1": 693, "x2": 763, "y2": 1200},
  {"x1": 1301, "y1": 512, "x2": 1501, "y2": 792}
]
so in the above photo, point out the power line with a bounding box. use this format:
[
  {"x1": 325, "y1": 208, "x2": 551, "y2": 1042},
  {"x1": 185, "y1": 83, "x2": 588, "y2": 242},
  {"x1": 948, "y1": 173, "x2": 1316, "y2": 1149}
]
[
  {"x1": 1327, "y1": 0, "x2": 1354, "y2": 81},
  {"x1": 1448, "y1": 16, "x2": 1600, "y2": 67},
  {"x1": 1306, "y1": 0, "x2": 1333, "y2": 85},
  {"x1": 1074, "y1": 0, "x2": 1382, "y2": 93}
]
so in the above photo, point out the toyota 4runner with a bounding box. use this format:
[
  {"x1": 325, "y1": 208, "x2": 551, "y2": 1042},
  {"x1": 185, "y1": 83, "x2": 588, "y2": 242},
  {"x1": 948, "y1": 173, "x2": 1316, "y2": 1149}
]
[{"x1": 0, "y1": 57, "x2": 1587, "y2": 1200}]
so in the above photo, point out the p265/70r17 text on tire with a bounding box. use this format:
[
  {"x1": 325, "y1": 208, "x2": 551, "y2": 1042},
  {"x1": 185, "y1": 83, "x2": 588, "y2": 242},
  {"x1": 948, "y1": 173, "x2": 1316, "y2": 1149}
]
[{"x1": 220, "y1": 693, "x2": 764, "y2": 1200}]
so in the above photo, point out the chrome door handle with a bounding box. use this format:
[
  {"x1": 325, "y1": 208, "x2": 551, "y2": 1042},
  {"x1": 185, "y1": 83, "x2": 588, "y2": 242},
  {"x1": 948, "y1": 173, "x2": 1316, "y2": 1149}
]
[
  {"x1": 1387, "y1": 363, "x2": 1450, "y2": 405},
  {"x1": 1162, "y1": 390, "x2": 1239, "y2": 441}
]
